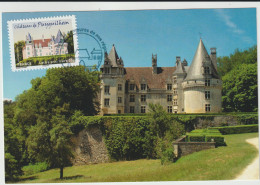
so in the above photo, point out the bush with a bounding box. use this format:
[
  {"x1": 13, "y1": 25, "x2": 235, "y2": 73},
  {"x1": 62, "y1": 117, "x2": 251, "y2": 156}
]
[
  {"x1": 237, "y1": 114, "x2": 258, "y2": 125},
  {"x1": 104, "y1": 116, "x2": 156, "y2": 160},
  {"x1": 186, "y1": 135, "x2": 205, "y2": 142},
  {"x1": 70, "y1": 105, "x2": 185, "y2": 162},
  {"x1": 155, "y1": 136, "x2": 176, "y2": 165},
  {"x1": 22, "y1": 162, "x2": 49, "y2": 176},
  {"x1": 209, "y1": 124, "x2": 258, "y2": 135},
  {"x1": 185, "y1": 135, "x2": 225, "y2": 147},
  {"x1": 18, "y1": 54, "x2": 75, "y2": 66},
  {"x1": 205, "y1": 136, "x2": 226, "y2": 146},
  {"x1": 5, "y1": 153, "x2": 23, "y2": 182}
]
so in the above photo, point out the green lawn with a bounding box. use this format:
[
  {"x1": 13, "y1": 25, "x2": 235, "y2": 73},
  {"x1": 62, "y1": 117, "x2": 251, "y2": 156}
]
[{"x1": 17, "y1": 132, "x2": 258, "y2": 183}]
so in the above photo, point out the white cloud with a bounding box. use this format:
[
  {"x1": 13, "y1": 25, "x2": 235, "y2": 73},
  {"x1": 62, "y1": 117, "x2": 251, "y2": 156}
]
[
  {"x1": 214, "y1": 9, "x2": 253, "y2": 44},
  {"x1": 214, "y1": 9, "x2": 244, "y2": 34}
]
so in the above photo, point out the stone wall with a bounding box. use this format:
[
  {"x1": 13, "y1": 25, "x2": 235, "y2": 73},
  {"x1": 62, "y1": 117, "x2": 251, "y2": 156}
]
[
  {"x1": 173, "y1": 136, "x2": 215, "y2": 157},
  {"x1": 71, "y1": 127, "x2": 110, "y2": 165},
  {"x1": 194, "y1": 115, "x2": 238, "y2": 129}
]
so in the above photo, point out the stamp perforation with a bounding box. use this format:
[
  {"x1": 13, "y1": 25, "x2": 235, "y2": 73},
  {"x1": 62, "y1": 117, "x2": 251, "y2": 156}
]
[{"x1": 7, "y1": 15, "x2": 79, "y2": 72}]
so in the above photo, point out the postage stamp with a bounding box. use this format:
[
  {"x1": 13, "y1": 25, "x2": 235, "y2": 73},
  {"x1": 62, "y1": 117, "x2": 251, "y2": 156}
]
[{"x1": 7, "y1": 15, "x2": 79, "y2": 71}]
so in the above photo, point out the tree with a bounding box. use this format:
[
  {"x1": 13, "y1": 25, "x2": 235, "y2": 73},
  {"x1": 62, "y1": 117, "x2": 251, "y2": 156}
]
[
  {"x1": 148, "y1": 103, "x2": 171, "y2": 138},
  {"x1": 217, "y1": 45, "x2": 257, "y2": 77},
  {"x1": 217, "y1": 45, "x2": 257, "y2": 112},
  {"x1": 222, "y1": 63, "x2": 258, "y2": 112},
  {"x1": 27, "y1": 112, "x2": 73, "y2": 179},
  {"x1": 64, "y1": 31, "x2": 74, "y2": 54},
  {"x1": 148, "y1": 104, "x2": 185, "y2": 164},
  {"x1": 14, "y1": 41, "x2": 25, "y2": 63},
  {"x1": 6, "y1": 66, "x2": 100, "y2": 179},
  {"x1": 4, "y1": 102, "x2": 24, "y2": 181}
]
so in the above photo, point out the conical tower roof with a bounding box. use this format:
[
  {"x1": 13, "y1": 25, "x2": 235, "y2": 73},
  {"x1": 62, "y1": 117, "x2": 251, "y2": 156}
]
[
  {"x1": 108, "y1": 44, "x2": 119, "y2": 67},
  {"x1": 185, "y1": 39, "x2": 219, "y2": 80},
  {"x1": 55, "y1": 29, "x2": 64, "y2": 44},
  {"x1": 174, "y1": 60, "x2": 186, "y2": 74}
]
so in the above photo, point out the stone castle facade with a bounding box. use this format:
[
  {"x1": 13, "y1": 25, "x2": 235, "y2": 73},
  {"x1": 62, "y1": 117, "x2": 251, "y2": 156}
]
[
  {"x1": 22, "y1": 29, "x2": 68, "y2": 60},
  {"x1": 100, "y1": 39, "x2": 222, "y2": 114}
]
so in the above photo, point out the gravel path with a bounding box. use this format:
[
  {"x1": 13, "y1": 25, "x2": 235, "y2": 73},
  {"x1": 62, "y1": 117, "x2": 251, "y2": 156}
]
[{"x1": 235, "y1": 137, "x2": 259, "y2": 180}]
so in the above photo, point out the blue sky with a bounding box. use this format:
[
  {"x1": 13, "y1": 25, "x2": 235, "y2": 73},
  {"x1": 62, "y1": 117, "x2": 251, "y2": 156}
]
[{"x1": 2, "y1": 8, "x2": 257, "y2": 100}]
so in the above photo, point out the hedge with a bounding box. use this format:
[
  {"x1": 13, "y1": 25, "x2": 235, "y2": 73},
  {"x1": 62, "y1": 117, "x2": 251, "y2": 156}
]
[
  {"x1": 205, "y1": 136, "x2": 226, "y2": 146},
  {"x1": 188, "y1": 136, "x2": 205, "y2": 142},
  {"x1": 70, "y1": 115, "x2": 185, "y2": 161},
  {"x1": 104, "y1": 113, "x2": 258, "y2": 126},
  {"x1": 209, "y1": 124, "x2": 259, "y2": 135},
  {"x1": 185, "y1": 135, "x2": 225, "y2": 147},
  {"x1": 17, "y1": 54, "x2": 75, "y2": 66}
]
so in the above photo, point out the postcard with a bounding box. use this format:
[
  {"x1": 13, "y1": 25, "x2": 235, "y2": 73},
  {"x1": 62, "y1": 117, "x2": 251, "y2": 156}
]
[{"x1": 1, "y1": 2, "x2": 259, "y2": 185}]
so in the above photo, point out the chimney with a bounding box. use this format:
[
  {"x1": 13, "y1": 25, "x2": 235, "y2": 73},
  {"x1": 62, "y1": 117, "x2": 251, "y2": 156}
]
[
  {"x1": 176, "y1": 56, "x2": 181, "y2": 66},
  {"x1": 182, "y1": 59, "x2": 188, "y2": 66},
  {"x1": 42, "y1": 35, "x2": 45, "y2": 42},
  {"x1": 152, "y1": 54, "x2": 157, "y2": 74},
  {"x1": 210, "y1": 48, "x2": 217, "y2": 70}
]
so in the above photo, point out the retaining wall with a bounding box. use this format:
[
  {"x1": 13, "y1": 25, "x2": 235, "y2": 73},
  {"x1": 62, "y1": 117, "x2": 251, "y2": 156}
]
[
  {"x1": 173, "y1": 136, "x2": 215, "y2": 157},
  {"x1": 71, "y1": 127, "x2": 110, "y2": 165}
]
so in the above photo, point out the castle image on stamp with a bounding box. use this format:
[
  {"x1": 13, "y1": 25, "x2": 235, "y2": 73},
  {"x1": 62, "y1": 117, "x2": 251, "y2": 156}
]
[{"x1": 8, "y1": 15, "x2": 79, "y2": 71}]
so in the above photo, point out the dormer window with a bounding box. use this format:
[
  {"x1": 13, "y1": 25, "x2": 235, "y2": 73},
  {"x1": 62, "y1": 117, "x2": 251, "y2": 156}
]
[
  {"x1": 204, "y1": 66, "x2": 210, "y2": 74},
  {"x1": 141, "y1": 84, "x2": 146, "y2": 91}
]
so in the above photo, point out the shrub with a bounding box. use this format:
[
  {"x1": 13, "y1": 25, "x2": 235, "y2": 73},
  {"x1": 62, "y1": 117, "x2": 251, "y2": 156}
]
[
  {"x1": 187, "y1": 135, "x2": 205, "y2": 142},
  {"x1": 71, "y1": 104, "x2": 185, "y2": 162},
  {"x1": 18, "y1": 54, "x2": 75, "y2": 66},
  {"x1": 237, "y1": 114, "x2": 258, "y2": 125},
  {"x1": 22, "y1": 162, "x2": 49, "y2": 176},
  {"x1": 209, "y1": 124, "x2": 258, "y2": 135},
  {"x1": 185, "y1": 135, "x2": 225, "y2": 147},
  {"x1": 5, "y1": 153, "x2": 22, "y2": 182},
  {"x1": 155, "y1": 136, "x2": 176, "y2": 165},
  {"x1": 205, "y1": 136, "x2": 226, "y2": 146}
]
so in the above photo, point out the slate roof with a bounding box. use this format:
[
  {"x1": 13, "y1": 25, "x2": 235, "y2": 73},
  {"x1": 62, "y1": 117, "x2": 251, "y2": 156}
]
[
  {"x1": 55, "y1": 29, "x2": 64, "y2": 44},
  {"x1": 125, "y1": 67, "x2": 176, "y2": 89},
  {"x1": 185, "y1": 39, "x2": 219, "y2": 80},
  {"x1": 27, "y1": 33, "x2": 32, "y2": 41},
  {"x1": 108, "y1": 44, "x2": 119, "y2": 67},
  {"x1": 173, "y1": 60, "x2": 186, "y2": 74}
]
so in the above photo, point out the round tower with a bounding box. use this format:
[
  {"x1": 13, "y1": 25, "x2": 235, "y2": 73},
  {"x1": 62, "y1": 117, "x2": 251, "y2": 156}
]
[{"x1": 182, "y1": 39, "x2": 222, "y2": 113}]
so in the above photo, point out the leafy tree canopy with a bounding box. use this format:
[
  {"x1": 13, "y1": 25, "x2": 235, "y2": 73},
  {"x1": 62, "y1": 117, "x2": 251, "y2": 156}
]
[
  {"x1": 222, "y1": 63, "x2": 258, "y2": 112},
  {"x1": 217, "y1": 45, "x2": 257, "y2": 77},
  {"x1": 218, "y1": 45, "x2": 257, "y2": 112},
  {"x1": 6, "y1": 66, "x2": 100, "y2": 180}
]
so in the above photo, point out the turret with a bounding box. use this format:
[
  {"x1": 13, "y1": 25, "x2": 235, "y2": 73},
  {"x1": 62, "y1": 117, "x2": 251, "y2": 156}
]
[
  {"x1": 182, "y1": 39, "x2": 222, "y2": 113},
  {"x1": 100, "y1": 44, "x2": 126, "y2": 115},
  {"x1": 173, "y1": 56, "x2": 186, "y2": 75},
  {"x1": 184, "y1": 39, "x2": 219, "y2": 81}
]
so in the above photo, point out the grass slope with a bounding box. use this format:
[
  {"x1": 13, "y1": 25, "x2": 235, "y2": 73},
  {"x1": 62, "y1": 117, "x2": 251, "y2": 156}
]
[{"x1": 18, "y1": 133, "x2": 258, "y2": 183}]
